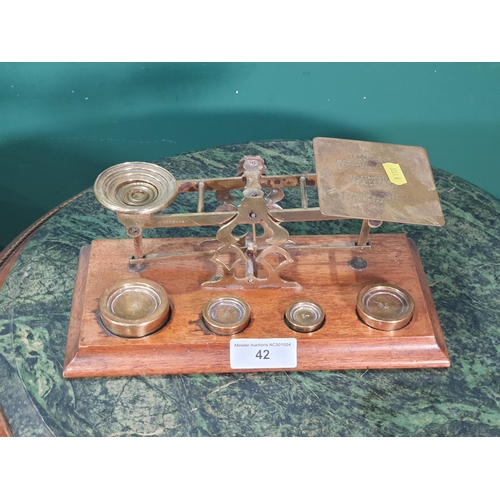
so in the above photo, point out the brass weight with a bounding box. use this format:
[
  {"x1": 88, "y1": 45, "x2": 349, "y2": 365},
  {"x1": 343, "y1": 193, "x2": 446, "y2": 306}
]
[
  {"x1": 285, "y1": 300, "x2": 325, "y2": 333},
  {"x1": 202, "y1": 296, "x2": 251, "y2": 335},
  {"x1": 356, "y1": 284, "x2": 415, "y2": 331},
  {"x1": 99, "y1": 278, "x2": 171, "y2": 338}
]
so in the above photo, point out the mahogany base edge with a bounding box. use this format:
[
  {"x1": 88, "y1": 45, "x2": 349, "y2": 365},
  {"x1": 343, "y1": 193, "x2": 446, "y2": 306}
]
[{"x1": 63, "y1": 235, "x2": 450, "y2": 378}]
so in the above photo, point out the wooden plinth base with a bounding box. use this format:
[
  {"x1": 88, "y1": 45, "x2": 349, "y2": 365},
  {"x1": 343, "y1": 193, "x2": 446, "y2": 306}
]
[{"x1": 63, "y1": 234, "x2": 450, "y2": 378}]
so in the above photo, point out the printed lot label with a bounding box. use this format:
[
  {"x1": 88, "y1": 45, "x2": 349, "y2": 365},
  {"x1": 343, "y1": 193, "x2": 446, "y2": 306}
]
[{"x1": 230, "y1": 338, "x2": 297, "y2": 369}]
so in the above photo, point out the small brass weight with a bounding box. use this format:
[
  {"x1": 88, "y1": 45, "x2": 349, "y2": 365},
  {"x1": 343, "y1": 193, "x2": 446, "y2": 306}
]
[{"x1": 64, "y1": 137, "x2": 450, "y2": 377}]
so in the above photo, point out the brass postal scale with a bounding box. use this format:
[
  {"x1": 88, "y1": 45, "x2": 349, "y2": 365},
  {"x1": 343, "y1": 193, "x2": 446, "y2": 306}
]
[{"x1": 63, "y1": 137, "x2": 450, "y2": 378}]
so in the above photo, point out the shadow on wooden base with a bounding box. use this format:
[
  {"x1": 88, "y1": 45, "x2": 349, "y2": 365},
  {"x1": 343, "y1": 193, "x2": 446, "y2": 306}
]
[{"x1": 63, "y1": 234, "x2": 450, "y2": 378}]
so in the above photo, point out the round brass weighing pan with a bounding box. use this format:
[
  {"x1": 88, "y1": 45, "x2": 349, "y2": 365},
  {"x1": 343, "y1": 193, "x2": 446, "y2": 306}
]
[
  {"x1": 202, "y1": 296, "x2": 251, "y2": 335},
  {"x1": 285, "y1": 300, "x2": 325, "y2": 333},
  {"x1": 94, "y1": 162, "x2": 178, "y2": 215},
  {"x1": 356, "y1": 284, "x2": 414, "y2": 331},
  {"x1": 99, "y1": 278, "x2": 170, "y2": 338}
]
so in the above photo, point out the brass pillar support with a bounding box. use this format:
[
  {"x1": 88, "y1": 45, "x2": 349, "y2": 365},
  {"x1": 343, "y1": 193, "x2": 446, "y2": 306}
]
[{"x1": 357, "y1": 219, "x2": 383, "y2": 247}]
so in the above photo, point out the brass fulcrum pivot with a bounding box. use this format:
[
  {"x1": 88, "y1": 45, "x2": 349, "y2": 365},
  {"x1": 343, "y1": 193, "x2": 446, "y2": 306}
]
[{"x1": 202, "y1": 156, "x2": 299, "y2": 289}]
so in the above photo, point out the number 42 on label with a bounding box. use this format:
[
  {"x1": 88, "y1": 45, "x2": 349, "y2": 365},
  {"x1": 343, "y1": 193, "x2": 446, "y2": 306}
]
[{"x1": 230, "y1": 339, "x2": 297, "y2": 369}]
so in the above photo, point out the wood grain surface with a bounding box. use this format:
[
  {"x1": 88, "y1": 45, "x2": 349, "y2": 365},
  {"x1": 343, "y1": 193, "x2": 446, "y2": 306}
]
[
  {"x1": 64, "y1": 233, "x2": 449, "y2": 377},
  {"x1": 0, "y1": 405, "x2": 13, "y2": 437}
]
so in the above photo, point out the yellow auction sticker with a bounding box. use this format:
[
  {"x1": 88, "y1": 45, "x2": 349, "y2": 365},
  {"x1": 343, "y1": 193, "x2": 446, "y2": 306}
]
[{"x1": 382, "y1": 162, "x2": 407, "y2": 185}]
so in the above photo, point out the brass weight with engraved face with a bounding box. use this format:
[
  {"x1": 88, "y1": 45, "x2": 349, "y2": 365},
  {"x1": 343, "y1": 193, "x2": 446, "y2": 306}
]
[
  {"x1": 202, "y1": 296, "x2": 251, "y2": 335},
  {"x1": 356, "y1": 284, "x2": 415, "y2": 331},
  {"x1": 98, "y1": 278, "x2": 171, "y2": 338},
  {"x1": 285, "y1": 300, "x2": 325, "y2": 333}
]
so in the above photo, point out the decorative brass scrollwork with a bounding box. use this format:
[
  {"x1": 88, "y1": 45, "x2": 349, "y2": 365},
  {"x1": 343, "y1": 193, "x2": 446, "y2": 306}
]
[{"x1": 202, "y1": 157, "x2": 298, "y2": 288}]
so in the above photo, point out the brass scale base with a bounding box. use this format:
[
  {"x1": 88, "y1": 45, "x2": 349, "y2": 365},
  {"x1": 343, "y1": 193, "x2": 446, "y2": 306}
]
[{"x1": 63, "y1": 138, "x2": 450, "y2": 378}]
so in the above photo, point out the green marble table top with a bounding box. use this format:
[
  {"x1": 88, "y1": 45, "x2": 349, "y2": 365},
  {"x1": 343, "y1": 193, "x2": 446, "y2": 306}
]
[{"x1": 1, "y1": 140, "x2": 499, "y2": 437}]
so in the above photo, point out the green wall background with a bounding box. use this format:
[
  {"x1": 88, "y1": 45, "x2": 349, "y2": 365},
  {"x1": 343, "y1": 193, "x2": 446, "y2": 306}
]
[{"x1": 1, "y1": 62, "x2": 499, "y2": 248}]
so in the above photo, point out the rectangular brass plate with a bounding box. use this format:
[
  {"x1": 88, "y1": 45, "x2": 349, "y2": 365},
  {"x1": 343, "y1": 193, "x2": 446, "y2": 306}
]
[
  {"x1": 63, "y1": 235, "x2": 449, "y2": 378},
  {"x1": 313, "y1": 137, "x2": 445, "y2": 226}
]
